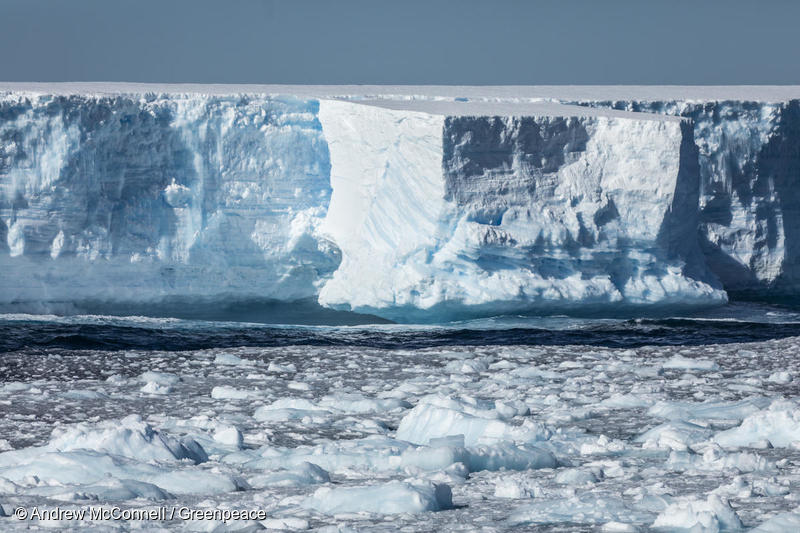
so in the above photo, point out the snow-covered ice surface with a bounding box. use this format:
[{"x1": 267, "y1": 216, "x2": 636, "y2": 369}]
[{"x1": 2, "y1": 307, "x2": 800, "y2": 531}]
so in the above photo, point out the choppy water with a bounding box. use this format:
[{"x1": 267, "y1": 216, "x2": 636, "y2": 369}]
[{"x1": 2, "y1": 303, "x2": 799, "y2": 353}]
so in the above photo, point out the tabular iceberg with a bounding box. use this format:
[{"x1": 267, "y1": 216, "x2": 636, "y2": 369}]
[{"x1": 1, "y1": 84, "x2": 798, "y2": 321}]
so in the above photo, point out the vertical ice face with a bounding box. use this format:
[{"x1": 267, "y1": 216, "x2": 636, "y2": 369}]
[
  {"x1": 571, "y1": 99, "x2": 800, "y2": 296},
  {"x1": 317, "y1": 100, "x2": 448, "y2": 314},
  {"x1": 1, "y1": 87, "x2": 795, "y2": 320},
  {"x1": 0, "y1": 93, "x2": 338, "y2": 307},
  {"x1": 318, "y1": 101, "x2": 724, "y2": 320}
]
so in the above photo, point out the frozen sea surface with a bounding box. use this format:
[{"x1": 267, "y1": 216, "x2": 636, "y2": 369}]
[{"x1": 1, "y1": 305, "x2": 800, "y2": 531}]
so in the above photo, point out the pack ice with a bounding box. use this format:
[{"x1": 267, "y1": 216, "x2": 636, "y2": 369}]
[
  {"x1": 4, "y1": 327, "x2": 800, "y2": 531},
  {"x1": 2, "y1": 84, "x2": 799, "y2": 321}
]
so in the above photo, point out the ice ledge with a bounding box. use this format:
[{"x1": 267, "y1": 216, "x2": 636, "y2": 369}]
[{"x1": 346, "y1": 99, "x2": 683, "y2": 121}]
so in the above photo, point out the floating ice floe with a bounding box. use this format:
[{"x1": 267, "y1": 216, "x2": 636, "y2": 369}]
[
  {"x1": 248, "y1": 461, "x2": 330, "y2": 489},
  {"x1": 213, "y1": 352, "x2": 248, "y2": 366},
  {"x1": 139, "y1": 371, "x2": 182, "y2": 395},
  {"x1": 396, "y1": 395, "x2": 549, "y2": 446},
  {"x1": 714, "y1": 400, "x2": 800, "y2": 448},
  {"x1": 508, "y1": 492, "x2": 654, "y2": 526},
  {"x1": 304, "y1": 480, "x2": 453, "y2": 514},
  {"x1": 637, "y1": 421, "x2": 715, "y2": 451},
  {"x1": 661, "y1": 355, "x2": 720, "y2": 372},
  {"x1": 751, "y1": 512, "x2": 800, "y2": 533},
  {"x1": 211, "y1": 386, "x2": 257, "y2": 400},
  {"x1": 253, "y1": 393, "x2": 411, "y2": 423},
  {"x1": 647, "y1": 398, "x2": 770, "y2": 423},
  {"x1": 0, "y1": 415, "x2": 246, "y2": 497},
  {"x1": 651, "y1": 494, "x2": 743, "y2": 531}
]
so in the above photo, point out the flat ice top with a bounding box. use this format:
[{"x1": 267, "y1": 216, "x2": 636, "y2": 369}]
[
  {"x1": 352, "y1": 98, "x2": 682, "y2": 121},
  {"x1": 2, "y1": 82, "x2": 797, "y2": 121},
  {"x1": 2, "y1": 82, "x2": 800, "y2": 102}
]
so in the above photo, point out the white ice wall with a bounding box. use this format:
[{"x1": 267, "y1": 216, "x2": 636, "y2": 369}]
[
  {"x1": 568, "y1": 99, "x2": 800, "y2": 296},
  {"x1": 0, "y1": 93, "x2": 337, "y2": 309},
  {"x1": 317, "y1": 100, "x2": 448, "y2": 312},
  {"x1": 2, "y1": 88, "x2": 795, "y2": 321},
  {"x1": 318, "y1": 102, "x2": 724, "y2": 320}
]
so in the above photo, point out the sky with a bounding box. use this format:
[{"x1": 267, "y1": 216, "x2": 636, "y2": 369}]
[{"x1": 1, "y1": 0, "x2": 798, "y2": 85}]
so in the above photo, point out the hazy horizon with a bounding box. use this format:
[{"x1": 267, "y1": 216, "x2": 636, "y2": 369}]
[{"x1": 1, "y1": 0, "x2": 798, "y2": 85}]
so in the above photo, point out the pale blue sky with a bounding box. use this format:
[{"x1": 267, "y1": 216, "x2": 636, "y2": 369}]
[{"x1": 1, "y1": 0, "x2": 798, "y2": 84}]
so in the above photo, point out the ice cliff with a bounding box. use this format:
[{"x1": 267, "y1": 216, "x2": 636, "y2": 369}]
[
  {"x1": 1, "y1": 84, "x2": 798, "y2": 321},
  {"x1": 318, "y1": 100, "x2": 722, "y2": 319},
  {"x1": 567, "y1": 97, "x2": 800, "y2": 298},
  {"x1": 0, "y1": 93, "x2": 338, "y2": 309}
]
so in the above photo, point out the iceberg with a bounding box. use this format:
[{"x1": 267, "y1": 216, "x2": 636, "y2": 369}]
[
  {"x1": 318, "y1": 99, "x2": 723, "y2": 319},
  {"x1": 1, "y1": 84, "x2": 798, "y2": 321}
]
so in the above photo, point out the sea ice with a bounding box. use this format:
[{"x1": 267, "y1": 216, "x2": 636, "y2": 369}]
[
  {"x1": 395, "y1": 397, "x2": 550, "y2": 446},
  {"x1": 661, "y1": 355, "x2": 720, "y2": 372},
  {"x1": 751, "y1": 512, "x2": 800, "y2": 533},
  {"x1": 714, "y1": 400, "x2": 800, "y2": 448},
  {"x1": 651, "y1": 495, "x2": 743, "y2": 531},
  {"x1": 1, "y1": 319, "x2": 799, "y2": 531},
  {"x1": 45, "y1": 415, "x2": 207, "y2": 463},
  {"x1": 509, "y1": 493, "x2": 653, "y2": 526},
  {"x1": 303, "y1": 480, "x2": 453, "y2": 514}
]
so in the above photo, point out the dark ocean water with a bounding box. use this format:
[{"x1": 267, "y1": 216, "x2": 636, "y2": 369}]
[{"x1": 1, "y1": 302, "x2": 799, "y2": 352}]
